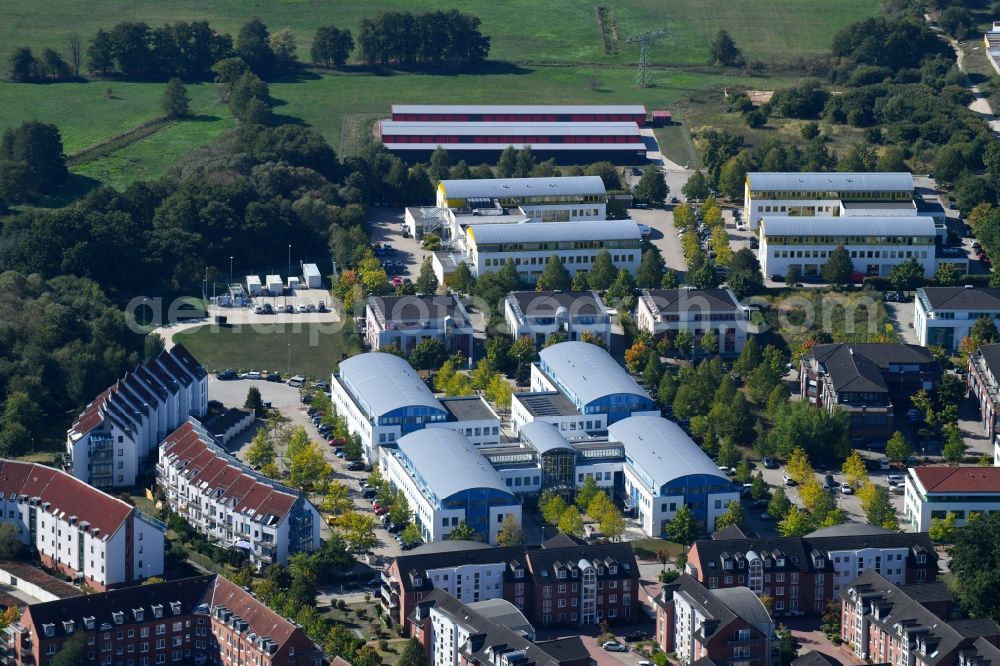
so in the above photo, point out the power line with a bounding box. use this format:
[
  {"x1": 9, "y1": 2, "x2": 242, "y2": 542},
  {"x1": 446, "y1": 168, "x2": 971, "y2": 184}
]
[{"x1": 624, "y1": 28, "x2": 667, "y2": 88}]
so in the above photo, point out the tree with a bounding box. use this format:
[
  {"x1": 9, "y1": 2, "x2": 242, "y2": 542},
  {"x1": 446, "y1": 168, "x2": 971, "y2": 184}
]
[
  {"x1": 821, "y1": 245, "x2": 853, "y2": 287},
  {"x1": 588, "y1": 250, "x2": 617, "y2": 291},
  {"x1": 636, "y1": 249, "x2": 665, "y2": 288},
  {"x1": 861, "y1": 483, "x2": 898, "y2": 530},
  {"x1": 943, "y1": 423, "x2": 966, "y2": 463},
  {"x1": 388, "y1": 491, "x2": 411, "y2": 527},
  {"x1": 540, "y1": 492, "x2": 568, "y2": 525},
  {"x1": 714, "y1": 500, "x2": 744, "y2": 530},
  {"x1": 972, "y1": 316, "x2": 1000, "y2": 346},
  {"x1": 682, "y1": 171, "x2": 709, "y2": 201},
  {"x1": 400, "y1": 522, "x2": 423, "y2": 548},
  {"x1": 399, "y1": 638, "x2": 426, "y2": 666},
  {"x1": 718, "y1": 154, "x2": 751, "y2": 201},
  {"x1": 52, "y1": 631, "x2": 88, "y2": 666},
  {"x1": 6, "y1": 47, "x2": 35, "y2": 82},
  {"x1": 889, "y1": 257, "x2": 924, "y2": 292},
  {"x1": 237, "y1": 17, "x2": 276, "y2": 74},
  {"x1": 940, "y1": 6, "x2": 974, "y2": 39},
  {"x1": 634, "y1": 166, "x2": 668, "y2": 206},
  {"x1": 410, "y1": 338, "x2": 448, "y2": 371},
  {"x1": 0, "y1": 121, "x2": 68, "y2": 193},
  {"x1": 288, "y1": 442, "x2": 330, "y2": 491},
  {"x1": 935, "y1": 262, "x2": 963, "y2": 287},
  {"x1": 768, "y1": 487, "x2": 792, "y2": 519},
  {"x1": 787, "y1": 446, "x2": 814, "y2": 485},
  {"x1": 885, "y1": 431, "x2": 911, "y2": 464},
  {"x1": 311, "y1": 26, "x2": 354, "y2": 67},
  {"x1": 496, "y1": 514, "x2": 525, "y2": 546},
  {"x1": 584, "y1": 161, "x2": 621, "y2": 190},
  {"x1": 798, "y1": 478, "x2": 827, "y2": 515},
  {"x1": 449, "y1": 521, "x2": 476, "y2": 541},
  {"x1": 774, "y1": 625, "x2": 798, "y2": 666},
  {"x1": 841, "y1": 451, "x2": 868, "y2": 489},
  {"x1": 751, "y1": 472, "x2": 770, "y2": 500},
  {"x1": 778, "y1": 507, "x2": 815, "y2": 537},
  {"x1": 338, "y1": 511, "x2": 377, "y2": 553},
  {"x1": 244, "y1": 386, "x2": 265, "y2": 415},
  {"x1": 666, "y1": 504, "x2": 698, "y2": 546},
  {"x1": 709, "y1": 30, "x2": 744, "y2": 66},
  {"x1": 321, "y1": 482, "x2": 353, "y2": 515},
  {"x1": 674, "y1": 329, "x2": 695, "y2": 359},
  {"x1": 767, "y1": 401, "x2": 850, "y2": 463},
  {"x1": 485, "y1": 374, "x2": 513, "y2": 411},
  {"x1": 558, "y1": 506, "x2": 585, "y2": 537},
  {"x1": 576, "y1": 476, "x2": 600, "y2": 511},
  {"x1": 414, "y1": 256, "x2": 440, "y2": 294},
  {"x1": 0, "y1": 524, "x2": 21, "y2": 560},
  {"x1": 161, "y1": 78, "x2": 191, "y2": 119},
  {"x1": 929, "y1": 511, "x2": 958, "y2": 543},
  {"x1": 700, "y1": 330, "x2": 719, "y2": 356},
  {"x1": 245, "y1": 428, "x2": 275, "y2": 467},
  {"x1": 537, "y1": 255, "x2": 572, "y2": 291},
  {"x1": 624, "y1": 340, "x2": 649, "y2": 374},
  {"x1": 452, "y1": 261, "x2": 475, "y2": 294},
  {"x1": 949, "y1": 512, "x2": 1000, "y2": 620}
]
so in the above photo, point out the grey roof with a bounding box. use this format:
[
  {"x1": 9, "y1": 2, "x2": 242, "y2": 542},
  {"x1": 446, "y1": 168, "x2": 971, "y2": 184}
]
[
  {"x1": 538, "y1": 341, "x2": 651, "y2": 407},
  {"x1": 805, "y1": 343, "x2": 938, "y2": 394},
  {"x1": 519, "y1": 421, "x2": 575, "y2": 454},
  {"x1": 408, "y1": 540, "x2": 495, "y2": 556},
  {"x1": 747, "y1": 172, "x2": 914, "y2": 192},
  {"x1": 513, "y1": 391, "x2": 581, "y2": 417},
  {"x1": 439, "y1": 396, "x2": 499, "y2": 422},
  {"x1": 468, "y1": 220, "x2": 641, "y2": 246},
  {"x1": 609, "y1": 416, "x2": 728, "y2": 489},
  {"x1": 508, "y1": 290, "x2": 605, "y2": 322},
  {"x1": 337, "y1": 352, "x2": 443, "y2": 418},
  {"x1": 640, "y1": 288, "x2": 742, "y2": 316},
  {"x1": 792, "y1": 651, "x2": 843, "y2": 666},
  {"x1": 841, "y1": 201, "x2": 916, "y2": 210},
  {"x1": 397, "y1": 429, "x2": 516, "y2": 502},
  {"x1": 761, "y1": 216, "x2": 936, "y2": 238},
  {"x1": 381, "y1": 121, "x2": 641, "y2": 136},
  {"x1": 466, "y1": 598, "x2": 535, "y2": 637},
  {"x1": 713, "y1": 586, "x2": 772, "y2": 626},
  {"x1": 440, "y1": 176, "x2": 606, "y2": 200},
  {"x1": 368, "y1": 294, "x2": 469, "y2": 325},
  {"x1": 393, "y1": 104, "x2": 647, "y2": 115},
  {"x1": 978, "y1": 344, "x2": 1000, "y2": 377},
  {"x1": 805, "y1": 522, "x2": 895, "y2": 538},
  {"x1": 919, "y1": 286, "x2": 1000, "y2": 311}
]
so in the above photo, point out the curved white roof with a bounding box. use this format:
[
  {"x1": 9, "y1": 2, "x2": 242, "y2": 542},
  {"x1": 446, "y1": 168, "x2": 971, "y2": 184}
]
[
  {"x1": 747, "y1": 172, "x2": 913, "y2": 192},
  {"x1": 609, "y1": 416, "x2": 729, "y2": 489},
  {"x1": 468, "y1": 220, "x2": 640, "y2": 246},
  {"x1": 762, "y1": 216, "x2": 935, "y2": 238},
  {"x1": 398, "y1": 429, "x2": 516, "y2": 502},
  {"x1": 539, "y1": 341, "x2": 651, "y2": 407},
  {"x1": 337, "y1": 352, "x2": 443, "y2": 418},
  {"x1": 439, "y1": 176, "x2": 606, "y2": 200},
  {"x1": 519, "y1": 421, "x2": 574, "y2": 454}
]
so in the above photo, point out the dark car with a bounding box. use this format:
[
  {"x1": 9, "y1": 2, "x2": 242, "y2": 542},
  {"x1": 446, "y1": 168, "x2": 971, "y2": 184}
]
[
  {"x1": 217, "y1": 369, "x2": 237, "y2": 380},
  {"x1": 266, "y1": 373, "x2": 282, "y2": 382},
  {"x1": 361, "y1": 488, "x2": 377, "y2": 499},
  {"x1": 314, "y1": 381, "x2": 330, "y2": 391},
  {"x1": 347, "y1": 461, "x2": 365, "y2": 471},
  {"x1": 208, "y1": 400, "x2": 224, "y2": 410},
  {"x1": 762, "y1": 457, "x2": 778, "y2": 469},
  {"x1": 824, "y1": 474, "x2": 836, "y2": 489},
  {"x1": 750, "y1": 499, "x2": 768, "y2": 510},
  {"x1": 624, "y1": 631, "x2": 646, "y2": 643}
]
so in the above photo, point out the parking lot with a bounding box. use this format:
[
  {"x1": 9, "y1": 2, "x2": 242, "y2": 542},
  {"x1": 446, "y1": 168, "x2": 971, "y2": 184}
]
[{"x1": 369, "y1": 207, "x2": 431, "y2": 282}]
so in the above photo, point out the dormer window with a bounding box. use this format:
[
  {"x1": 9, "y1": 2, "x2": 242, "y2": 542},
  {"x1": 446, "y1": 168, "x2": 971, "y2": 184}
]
[
  {"x1": 777, "y1": 558, "x2": 785, "y2": 567},
  {"x1": 152, "y1": 604, "x2": 163, "y2": 619},
  {"x1": 84, "y1": 617, "x2": 95, "y2": 630},
  {"x1": 133, "y1": 609, "x2": 144, "y2": 622},
  {"x1": 112, "y1": 612, "x2": 124, "y2": 625},
  {"x1": 42, "y1": 624, "x2": 54, "y2": 638},
  {"x1": 724, "y1": 560, "x2": 733, "y2": 570},
  {"x1": 572, "y1": 570, "x2": 578, "y2": 578},
  {"x1": 917, "y1": 554, "x2": 926, "y2": 564},
  {"x1": 62, "y1": 620, "x2": 74, "y2": 634},
  {"x1": 816, "y1": 558, "x2": 824, "y2": 567},
  {"x1": 597, "y1": 567, "x2": 604, "y2": 575},
  {"x1": 170, "y1": 602, "x2": 182, "y2": 615},
  {"x1": 610, "y1": 565, "x2": 617, "y2": 575},
  {"x1": 515, "y1": 568, "x2": 524, "y2": 579},
  {"x1": 558, "y1": 570, "x2": 566, "y2": 579},
  {"x1": 414, "y1": 577, "x2": 423, "y2": 586}
]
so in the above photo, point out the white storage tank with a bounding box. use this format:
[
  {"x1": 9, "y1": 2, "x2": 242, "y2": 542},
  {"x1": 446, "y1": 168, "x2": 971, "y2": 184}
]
[
  {"x1": 246, "y1": 275, "x2": 263, "y2": 296},
  {"x1": 265, "y1": 275, "x2": 283, "y2": 295}
]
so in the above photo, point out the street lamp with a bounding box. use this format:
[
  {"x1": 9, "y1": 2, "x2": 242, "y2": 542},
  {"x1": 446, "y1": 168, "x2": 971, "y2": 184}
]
[
  {"x1": 286, "y1": 244, "x2": 291, "y2": 308},
  {"x1": 287, "y1": 343, "x2": 291, "y2": 376},
  {"x1": 229, "y1": 256, "x2": 233, "y2": 286}
]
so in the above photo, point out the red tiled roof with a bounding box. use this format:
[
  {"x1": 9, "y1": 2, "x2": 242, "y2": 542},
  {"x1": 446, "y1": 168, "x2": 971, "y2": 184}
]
[
  {"x1": 161, "y1": 423, "x2": 299, "y2": 522},
  {"x1": 210, "y1": 576, "x2": 299, "y2": 644},
  {"x1": 0, "y1": 460, "x2": 132, "y2": 538},
  {"x1": 913, "y1": 466, "x2": 1000, "y2": 493}
]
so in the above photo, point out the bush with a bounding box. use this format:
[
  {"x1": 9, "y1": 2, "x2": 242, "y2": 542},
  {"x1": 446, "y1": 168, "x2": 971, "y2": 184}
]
[{"x1": 862, "y1": 277, "x2": 891, "y2": 291}]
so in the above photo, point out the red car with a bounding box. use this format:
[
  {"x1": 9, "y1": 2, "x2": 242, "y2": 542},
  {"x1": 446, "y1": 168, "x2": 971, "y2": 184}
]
[
  {"x1": 391, "y1": 276, "x2": 403, "y2": 288},
  {"x1": 374, "y1": 506, "x2": 388, "y2": 516}
]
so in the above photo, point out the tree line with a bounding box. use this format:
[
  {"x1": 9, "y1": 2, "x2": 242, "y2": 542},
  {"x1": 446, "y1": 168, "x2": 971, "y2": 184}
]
[{"x1": 357, "y1": 10, "x2": 490, "y2": 67}]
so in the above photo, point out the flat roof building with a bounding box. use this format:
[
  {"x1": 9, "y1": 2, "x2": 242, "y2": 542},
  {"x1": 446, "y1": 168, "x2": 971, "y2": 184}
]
[
  {"x1": 609, "y1": 416, "x2": 737, "y2": 537},
  {"x1": 635, "y1": 287, "x2": 748, "y2": 356},
  {"x1": 505, "y1": 290, "x2": 611, "y2": 349},
  {"x1": 759, "y1": 216, "x2": 936, "y2": 280},
  {"x1": 531, "y1": 341, "x2": 657, "y2": 425},
  {"x1": 380, "y1": 429, "x2": 520, "y2": 545},
  {"x1": 364, "y1": 294, "x2": 474, "y2": 357},
  {"x1": 436, "y1": 176, "x2": 607, "y2": 210},
  {"x1": 904, "y1": 465, "x2": 1000, "y2": 531},
  {"x1": 914, "y1": 286, "x2": 1000, "y2": 351},
  {"x1": 391, "y1": 104, "x2": 647, "y2": 124}
]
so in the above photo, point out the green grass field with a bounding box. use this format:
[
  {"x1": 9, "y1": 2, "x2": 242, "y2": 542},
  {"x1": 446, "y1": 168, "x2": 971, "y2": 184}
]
[{"x1": 173, "y1": 323, "x2": 356, "y2": 378}]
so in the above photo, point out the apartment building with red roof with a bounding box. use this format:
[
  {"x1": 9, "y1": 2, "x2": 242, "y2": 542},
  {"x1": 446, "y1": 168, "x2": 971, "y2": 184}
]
[
  {"x1": 5, "y1": 574, "x2": 323, "y2": 666},
  {"x1": 904, "y1": 465, "x2": 1000, "y2": 531},
  {"x1": 0, "y1": 460, "x2": 164, "y2": 591},
  {"x1": 157, "y1": 421, "x2": 320, "y2": 568},
  {"x1": 65, "y1": 344, "x2": 207, "y2": 489}
]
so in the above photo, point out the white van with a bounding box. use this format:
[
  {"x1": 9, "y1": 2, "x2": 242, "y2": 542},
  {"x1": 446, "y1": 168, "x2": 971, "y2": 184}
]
[
  {"x1": 244, "y1": 371, "x2": 261, "y2": 380},
  {"x1": 287, "y1": 375, "x2": 305, "y2": 388}
]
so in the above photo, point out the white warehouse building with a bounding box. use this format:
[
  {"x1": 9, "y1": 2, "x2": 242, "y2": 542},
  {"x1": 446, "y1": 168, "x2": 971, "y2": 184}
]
[
  {"x1": 380, "y1": 429, "x2": 521, "y2": 545},
  {"x1": 758, "y1": 216, "x2": 937, "y2": 280},
  {"x1": 332, "y1": 352, "x2": 501, "y2": 464},
  {"x1": 435, "y1": 176, "x2": 607, "y2": 222}
]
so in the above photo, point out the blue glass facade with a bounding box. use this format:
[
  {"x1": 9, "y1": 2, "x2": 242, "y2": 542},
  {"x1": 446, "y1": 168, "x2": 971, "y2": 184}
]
[{"x1": 441, "y1": 487, "x2": 518, "y2": 539}]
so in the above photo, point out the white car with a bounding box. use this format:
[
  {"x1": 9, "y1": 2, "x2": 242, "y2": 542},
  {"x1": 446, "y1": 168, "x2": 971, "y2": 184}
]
[
  {"x1": 602, "y1": 642, "x2": 628, "y2": 653},
  {"x1": 735, "y1": 220, "x2": 747, "y2": 231},
  {"x1": 887, "y1": 474, "x2": 904, "y2": 484},
  {"x1": 841, "y1": 483, "x2": 853, "y2": 495},
  {"x1": 297, "y1": 304, "x2": 309, "y2": 313}
]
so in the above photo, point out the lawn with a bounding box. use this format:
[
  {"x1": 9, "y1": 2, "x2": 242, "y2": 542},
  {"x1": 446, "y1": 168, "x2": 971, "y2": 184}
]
[
  {"x1": 758, "y1": 288, "x2": 889, "y2": 351},
  {"x1": 173, "y1": 323, "x2": 357, "y2": 378}
]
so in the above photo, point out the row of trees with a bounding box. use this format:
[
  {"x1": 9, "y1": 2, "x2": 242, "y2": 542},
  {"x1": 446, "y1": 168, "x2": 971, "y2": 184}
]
[
  {"x1": 357, "y1": 10, "x2": 490, "y2": 67},
  {"x1": 538, "y1": 479, "x2": 627, "y2": 541}
]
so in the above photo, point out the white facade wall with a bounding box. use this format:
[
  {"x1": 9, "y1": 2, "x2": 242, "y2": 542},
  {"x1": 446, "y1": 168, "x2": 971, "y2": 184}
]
[
  {"x1": 743, "y1": 197, "x2": 843, "y2": 230},
  {"x1": 331, "y1": 373, "x2": 382, "y2": 464},
  {"x1": 132, "y1": 515, "x2": 165, "y2": 582},
  {"x1": 903, "y1": 471, "x2": 1000, "y2": 532},
  {"x1": 472, "y1": 246, "x2": 640, "y2": 283},
  {"x1": 759, "y1": 235, "x2": 936, "y2": 279},
  {"x1": 503, "y1": 299, "x2": 611, "y2": 348},
  {"x1": 634, "y1": 294, "x2": 748, "y2": 355},
  {"x1": 623, "y1": 466, "x2": 736, "y2": 538},
  {"x1": 827, "y1": 547, "x2": 909, "y2": 599},
  {"x1": 914, "y1": 296, "x2": 1000, "y2": 351},
  {"x1": 427, "y1": 420, "x2": 501, "y2": 447},
  {"x1": 427, "y1": 563, "x2": 507, "y2": 605}
]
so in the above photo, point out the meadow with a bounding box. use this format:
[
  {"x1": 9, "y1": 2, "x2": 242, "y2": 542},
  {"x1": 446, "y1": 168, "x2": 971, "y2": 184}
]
[{"x1": 0, "y1": 0, "x2": 881, "y2": 194}]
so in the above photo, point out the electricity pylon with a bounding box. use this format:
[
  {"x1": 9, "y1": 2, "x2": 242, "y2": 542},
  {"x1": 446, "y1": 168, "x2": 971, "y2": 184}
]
[{"x1": 625, "y1": 28, "x2": 667, "y2": 88}]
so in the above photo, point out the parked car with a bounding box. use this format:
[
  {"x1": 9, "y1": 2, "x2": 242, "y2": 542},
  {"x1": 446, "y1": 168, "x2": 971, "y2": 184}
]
[
  {"x1": 347, "y1": 461, "x2": 365, "y2": 471},
  {"x1": 750, "y1": 499, "x2": 768, "y2": 510},
  {"x1": 314, "y1": 381, "x2": 330, "y2": 390},
  {"x1": 297, "y1": 304, "x2": 309, "y2": 313},
  {"x1": 887, "y1": 474, "x2": 904, "y2": 485},
  {"x1": 243, "y1": 371, "x2": 261, "y2": 380},
  {"x1": 602, "y1": 642, "x2": 628, "y2": 653},
  {"x1": 760, "y1": 512, "x2": 773, "y2": 521},
  {"x1": 624, "y1": 631, "x2": 646, "y2": 642},
  {"x1": 361, "y1": 488, "x2": 377, "y2": 499},
  {"x1": 217, "y1": 369, "x2": 237, "y2": 380},
  {"x1": 841, "y1": 483, "x2": 853, "y2": 495},
  {"x1": 824, "y1": 474, "x2": 836, "y2": 489},
  {"x1": 266, "y1": 373, "x2": 282, "y2": 383},
  {"x1": 762, "y1": 457, "x2": 778, "y2": 469},
  {"x1": 283, "y1": 304, "x2": 294, "y2": 313},
  {"x1": 783, "y1": 474, "x2": 796, "y2": 486},
  {"x1": 907, "y1": 408, "x2": 921, "y2": 421}
]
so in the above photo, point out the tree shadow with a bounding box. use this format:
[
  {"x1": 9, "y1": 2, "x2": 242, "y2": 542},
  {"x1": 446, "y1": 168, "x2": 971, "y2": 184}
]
[
  {"x1": 288, "y1": 60, "x2": 534, "y2": 79},
  {"x1": 31, "y1": 173, "x2": 103, "y2": 208}
]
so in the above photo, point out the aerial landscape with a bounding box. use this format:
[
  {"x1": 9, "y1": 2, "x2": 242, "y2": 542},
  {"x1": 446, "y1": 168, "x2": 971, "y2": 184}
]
[{"x1": 7, "y1": 0, "x2": 1000, "y2": 665}]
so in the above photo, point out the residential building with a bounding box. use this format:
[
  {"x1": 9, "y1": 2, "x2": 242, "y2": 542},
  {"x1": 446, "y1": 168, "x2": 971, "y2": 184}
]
[
  {"x1": 504, "y1": 290, "x2": 611, "y2": 348},
  {"x1": 531, "y1": 342, "x2": 658, "y2": 426},
  {"x1": 380, "y1": 534, "x2": 640, "y2": 632},
  {"x1": 743, "y1": 172, "x2": 915, "y2": 230},
  {"x1": 653, "y1": 574, "x2": 773, "y2": 666},
  {"x1": 758, "y1": 216, "x2": 937, "y2": 280},
  {"x1": 365, "y1": 294, "x2": 475, "y2": 357},
  {"x1": 800, "y1": 343, "x2": 941, "y2": 447},
  {"x1": 435, "y1": 176, "x2": 608, "y2": 221},
  {"x1": 0, "y1": 459, "x2": 165, "y2": 592},
  {"x1": 841, "y1": 570, "x2": 1000, "y2": 666},
  {"x1": 157, "y1": 421, "x2": 321, "y2": 568},
  {"x1": 635, "y1": 288, "x2": 749, "y2": 355},
  {"x1": 685, "y1": 523, "x2": 938, "y2": 615},
  {"x1": 65, "y1": 344, "x2": 207, "y2": 488},
  {"x1": 4, "y1": 574, "x2": 323, "y2": 666},
  {"x1": 915, "y1": 286, "x2": 1000, "y2": 351},
  {"x1": 410, "y1": 588, "x2": 591, "y2": 666},
  {"x1": 904, "y1": 465, "x2": 1000, "y2": 531},
  {"x1": 969, "y1": 343, "x2": 1000, "y2": 443},
  {"x1": 332, "y1": 352, "x2": 501, "y2": 464},
  {"x1": 610, "y1": 416, "x2": 737, "y2": 537},
  {"x1": 380, "y1": 429, "x2": 521, "y2": 545},
  {"x1": 392, "y1": 104, "x2": 647, "y2": 125},
  {"x1": 434, "y1": 219, "x2": 643, "y2": 285}
]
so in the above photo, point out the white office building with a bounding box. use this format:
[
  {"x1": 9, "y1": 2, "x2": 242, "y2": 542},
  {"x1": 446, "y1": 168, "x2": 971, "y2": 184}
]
[
  {"x1": 332, "y1": 352, "x2": 500, "y2": 464},
  {"x1": 504, "y1": 290, "x2": 611, "y2": 348},
  {"x1": 158, "y1": 420, "x2": 321, "y2": 568},
  {"x1": 609, "y1": 416, "x2": 737, "y2": 537},
  {"x1": 914, "y1": 286, "x2": 1000, "y2": 351},
  {"x1": 436, "y1": 176, "x2": 607, "y2": 222},
  {"x1": 0, "y1": 459, "x2": 165, "y2": 591},
  {"x1": 635, "y1": 288, "x2": 749, "y2": 355},
  {"x1": 758, "y1": 216, "x2": 936, "y2": 280},
  {"x1": 904, "y1": 465, "x2": 1000, "y2": 532},
  {"x1": 65, "y1": 344, "x2": 207, "y2": 488},
  {"x1": 380, "y1": 429, "x2": 521, "y2": 545},
  {"x1": 743, "y1": 172, "x2": 915, "y2": 230}
]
